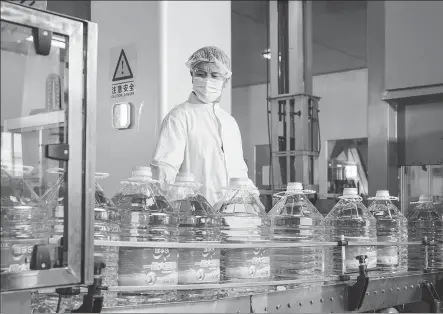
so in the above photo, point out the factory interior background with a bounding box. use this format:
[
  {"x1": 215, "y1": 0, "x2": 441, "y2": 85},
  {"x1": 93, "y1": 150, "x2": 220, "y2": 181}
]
[{"x1": 3, "y1": 0, "x2": 441, "y2": 211}]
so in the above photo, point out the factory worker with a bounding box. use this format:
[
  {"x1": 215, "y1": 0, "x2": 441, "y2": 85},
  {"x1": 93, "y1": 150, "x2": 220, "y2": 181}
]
[{"x1": 151, "y1": 46, "x2": 257, "y2": 205}]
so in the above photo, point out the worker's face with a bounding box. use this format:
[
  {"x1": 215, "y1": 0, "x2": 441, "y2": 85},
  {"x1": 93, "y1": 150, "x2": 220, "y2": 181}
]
[
  {"x1": 191, "y1": 62, "x2": 227, "y2": 86},
  {"x1": 191, "y1": 62, "x2": 228, "y2": 103}
]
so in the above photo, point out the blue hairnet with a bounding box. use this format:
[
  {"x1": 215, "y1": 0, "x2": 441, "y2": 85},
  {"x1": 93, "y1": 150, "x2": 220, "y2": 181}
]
[{"x1": 185, "y1": 46, "x2": 232, "y2": 79}]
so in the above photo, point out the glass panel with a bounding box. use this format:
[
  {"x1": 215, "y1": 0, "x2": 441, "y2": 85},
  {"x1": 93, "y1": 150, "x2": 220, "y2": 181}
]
[
  {"x1": 1, "y1": 21, "x2": 67, "y2": 275},
  {"x1": 326, "y1": 138, "x2": 368, "y2": 197},
  {"x1": 401, "y1": 165, "x2": 443, "y2": 217}
]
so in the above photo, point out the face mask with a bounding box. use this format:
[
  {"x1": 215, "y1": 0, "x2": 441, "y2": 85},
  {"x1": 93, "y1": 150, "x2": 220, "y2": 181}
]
[{"x1": 192, "y1": 77, "x2": 224, "y2": 104}]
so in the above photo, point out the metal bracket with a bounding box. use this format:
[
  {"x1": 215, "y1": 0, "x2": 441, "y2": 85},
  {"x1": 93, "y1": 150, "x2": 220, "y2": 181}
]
[
  {"x1": 347, "y1": 255, "x2": 369, "y2": 311},
  {"x1": 422, "y1": 282, "x2": 442, "y2": 313},
  {"x1": 29, "y1": 244, "x2": 51, "y2": 270},
  {"x1": 32, "y1": 28, "x2": 52, "y2": 56},
  {"x1": 71, "y1": 262, "x2": 106, "y2": 313},
  {"x1": 45, "y1": 143, "x2": 69, "y2": 161}
]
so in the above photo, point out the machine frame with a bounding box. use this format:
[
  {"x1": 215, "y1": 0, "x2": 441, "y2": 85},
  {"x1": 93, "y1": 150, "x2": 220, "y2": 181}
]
[{"x1": 0, "y1": 1, "x2": 97, "y2": 292}]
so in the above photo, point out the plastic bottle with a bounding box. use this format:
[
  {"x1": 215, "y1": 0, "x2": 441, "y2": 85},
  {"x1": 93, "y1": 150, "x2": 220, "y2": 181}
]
[
  {"x1": 93, "y1": 173, "x2": 121, "y2": 307},
  {"x1": 268, "y1": 182, "x2": 325, "y2": 282},
  {"x1": 34, "y1": 170, "x2": 120, "y2": 310},
  {"x1": 113, "y1": 166, "x2": 178, "y2": 306},
  {"x1": 0, "y1": 167, "x2": 48, "y2": 274},
  {"x1": 168, "y1": 172, "x2": 220, "y2": 301},
  {"x1": 324, "y1": 188, "x2": 377, "y2": 276},
  {"x1": 407, "y1": 195, "x2": 443, "y2": 271},
  {"x1": 368, "y1": 190, "x2": 408, "y2": 274},
  {"x1": 213, "y1": 177, "x2": 270, "y2": 296}
]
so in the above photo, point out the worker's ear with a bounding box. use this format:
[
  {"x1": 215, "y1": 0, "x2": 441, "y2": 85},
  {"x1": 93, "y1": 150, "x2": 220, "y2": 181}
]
[{"x1": 223, "y1": 77, "x2": 229, "y2": 89}]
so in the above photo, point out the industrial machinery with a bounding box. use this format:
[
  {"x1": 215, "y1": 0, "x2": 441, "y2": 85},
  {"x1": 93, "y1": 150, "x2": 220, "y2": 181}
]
[
  {"x1": 1, "y1": 1, "x2": 442, "y2": 314},
  {"x1": 1, "y1": 1, "x2": 97, "y2": 312}
]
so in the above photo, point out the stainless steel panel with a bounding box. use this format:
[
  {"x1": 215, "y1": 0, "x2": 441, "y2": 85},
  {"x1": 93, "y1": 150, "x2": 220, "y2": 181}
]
[
  {"x1": 82, "y1": 20, "x2": 98, "y2": 286},
  {"x1": 102, "y1": 296, "x2": 251, "y2": 313},
  {"x1": 251, "y1": 272, "x2": 442, "y2": 313},
  {"x1": 397, "y1": 100, "x2": 443, "y2": 166},
  {"x1": 385, "y1": 1, "x2": 443, "y2": 91},
  {"x1": 1, "y1": 2, "x2": 79, "y2": 36}
]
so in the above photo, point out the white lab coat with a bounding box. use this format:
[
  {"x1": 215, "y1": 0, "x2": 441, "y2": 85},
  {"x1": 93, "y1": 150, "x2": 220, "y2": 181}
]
[{"x1": 151, "y1": 92, "x2": 256, "y2": 205}]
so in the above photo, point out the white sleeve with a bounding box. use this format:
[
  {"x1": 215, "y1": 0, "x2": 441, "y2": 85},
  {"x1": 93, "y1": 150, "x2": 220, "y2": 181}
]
[{"x1": 151, "y1": 109, "x2": 187, "y2": 184}]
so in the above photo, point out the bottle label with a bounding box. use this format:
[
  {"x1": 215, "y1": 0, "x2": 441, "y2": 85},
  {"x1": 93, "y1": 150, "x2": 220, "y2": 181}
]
[
  {"x1": 0, "y1": 239, "x2": 48, "y2": 273},
  {"x1": 378, "y1": 247, "x2": 399, "y2": 266},
  {"x1": 118, "y1": 247, "x2": 178, "y2": 286},
  {"x1": 178, "y1": 248, "x2": 220, "y2": 284},
  {"x1": 54, "y1": 205, "x2": 64, "y2": 218},
  {"x1": 224, "y1": 248, "x2": 270, "y2": 279}
]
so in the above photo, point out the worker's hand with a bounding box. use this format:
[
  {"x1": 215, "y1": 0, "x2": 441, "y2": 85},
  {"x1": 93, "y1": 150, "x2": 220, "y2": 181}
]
[
  {"x1": 150, "y1": 164, "x2": 172, "y2": 194},
  {"x1": 248, "y1": 179, "x2": 260, "y2": 197}
]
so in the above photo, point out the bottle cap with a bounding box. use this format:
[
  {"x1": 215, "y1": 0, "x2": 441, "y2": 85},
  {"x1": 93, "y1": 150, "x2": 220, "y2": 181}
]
[
  {"x1": 343, "y1": 187, "x2": 358, "y2": 196},
  {"x1": 175, "y1": 172, "x2": 195, "y2": 183},
  {"x1": 375, "y1": 190, "x2": 390, "y2": 199},
  {"x1": 418, "y1": 195, "x2": 433, "y2": 202},
  {"x1": 132, "y1": 166, "x2": 152, "y2": 178},
  {"x1": 287, "y1": 182, "x2": 303, "y2": 192},
  {"x1": 229, "y1": 177, "x2": 250, "y2": 188}
]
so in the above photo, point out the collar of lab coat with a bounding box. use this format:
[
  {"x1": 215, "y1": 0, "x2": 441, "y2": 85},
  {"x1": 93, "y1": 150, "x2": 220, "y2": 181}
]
[{"x1": 188, "y1": 92, "x2": 220, "y2": 109}]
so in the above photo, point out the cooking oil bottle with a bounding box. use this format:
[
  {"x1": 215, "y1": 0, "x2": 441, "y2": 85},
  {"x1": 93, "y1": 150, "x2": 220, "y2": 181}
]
[
  {"x1": 268, "y1": 182, "x2": 325, "y2": 283},
  {"x1": 324, "y1": 188, "x2": 377, "y2": 276},
  {"x1": 33, "y1": 169, "x2": 120, "y2": 310},
  {"x1": 368, "y1": 190, "x2": 408, "y2": 274},
  {"x1": 407, "y1": 195, "x2": 443, "y2": 271},
  {"x1": 113, "y1": 166, "x2": 178, "y2": 306},
  {"x1": 213, "y1": 177, "x2": 270, "y2": 296},
  {"x1": 168, "y1": 172, "x2": 220, "y2": 301}
]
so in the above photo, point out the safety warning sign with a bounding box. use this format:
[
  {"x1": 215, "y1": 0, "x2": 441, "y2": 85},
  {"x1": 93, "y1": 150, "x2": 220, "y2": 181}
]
[
  {"x1": 112, "y1": 50, "x2": 133, "y2": 82},
  {"x1": 109, "y1": 44, "x2": 137, "y2": 99}
]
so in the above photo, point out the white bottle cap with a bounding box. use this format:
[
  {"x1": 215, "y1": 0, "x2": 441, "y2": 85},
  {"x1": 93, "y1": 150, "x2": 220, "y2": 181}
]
[
  {"x1": 343, "y1": 187, "x2": 358, "y2": 196},
  {"x1": 229, "y1": 177, "x2": 249, "y2": 188},
  {"x1": 418, "y1": 195, "x2": 433, "y2": 202},
  {"x1": 375, "y1": 190, "x2": 390, "y2": 199},
  {"x1": 175, "y1": 172, "x2": 195, "y2": 183},
  {"x1": 287, "y1": 182, "x2": 303, "y2": 192},
  {"x1": 132, "y1": 166, "x2": 152, "y2": 178}
]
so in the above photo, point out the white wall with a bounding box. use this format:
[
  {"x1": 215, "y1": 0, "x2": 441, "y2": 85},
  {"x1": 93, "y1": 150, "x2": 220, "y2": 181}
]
[
  {"x1": 232, "y1": 68, "x2": 368, "y2": 195},
  {"x1": 91, "y1": 1, "x2": 232, "y2": 194},
  {"x1": 92, "y1": 1, "x2": 162, "y2": 194},
  {"x1": 164, "y1": 1, "x2": 232, "y2": 115}
]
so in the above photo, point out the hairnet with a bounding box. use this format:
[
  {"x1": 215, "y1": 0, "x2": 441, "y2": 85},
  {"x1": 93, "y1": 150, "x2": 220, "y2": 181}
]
[{"x1": 185, "y1": 46, "x2": 232, "y2": 79}]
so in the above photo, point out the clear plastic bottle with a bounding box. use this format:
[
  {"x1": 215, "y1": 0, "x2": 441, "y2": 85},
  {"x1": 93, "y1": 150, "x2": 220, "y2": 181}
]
[
  {"x1": 368, "y1": 190, "x2": 408, "y2": 274},
  {"x1": 407, "y1": 195, "x2": 443, "y2": 271},
  {"x1": 1, "y1": 167, "x2": 48, "y2": 274},
  {"x1": 35, "y1": 169, "x2": 120, "y2": 310},
  {"x1": 324, "y1": 188, "x2": 377, "y2": 276},
  {"x1": 113, "y1": 166, "x2": 178, "y2": 306},
  {"x1": 213, "y1": 177, "x2": 270, "y2": 296},
  {"x1": 93, "y1": 173, "x2": 121, "y2": 307},
  {"x1": 268, "y1": 182, "x2": 325, "y2": 282},
  {"x1": 168, "y1": 172, "x2": 220, "y2": 301}
]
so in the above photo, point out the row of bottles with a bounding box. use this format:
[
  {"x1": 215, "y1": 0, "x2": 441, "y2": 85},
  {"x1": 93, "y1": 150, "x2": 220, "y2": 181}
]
[{"x1": 1, "y1": 165, "x2": 442, "y2": 312}]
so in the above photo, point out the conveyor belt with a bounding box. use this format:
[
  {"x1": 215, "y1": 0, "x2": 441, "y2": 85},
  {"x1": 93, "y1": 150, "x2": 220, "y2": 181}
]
[{"x1": 102, "y1": 271, "x2": 443, "y2": 313}]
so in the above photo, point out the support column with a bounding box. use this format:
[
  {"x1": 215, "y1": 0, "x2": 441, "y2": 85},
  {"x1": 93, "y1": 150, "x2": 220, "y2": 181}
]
[
  {"x1": 269, "y1": 1, "x2": 317, "y2": 190},
  {"x1": 367, "y1": 1, "x2": 398, "y2": 197}
]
